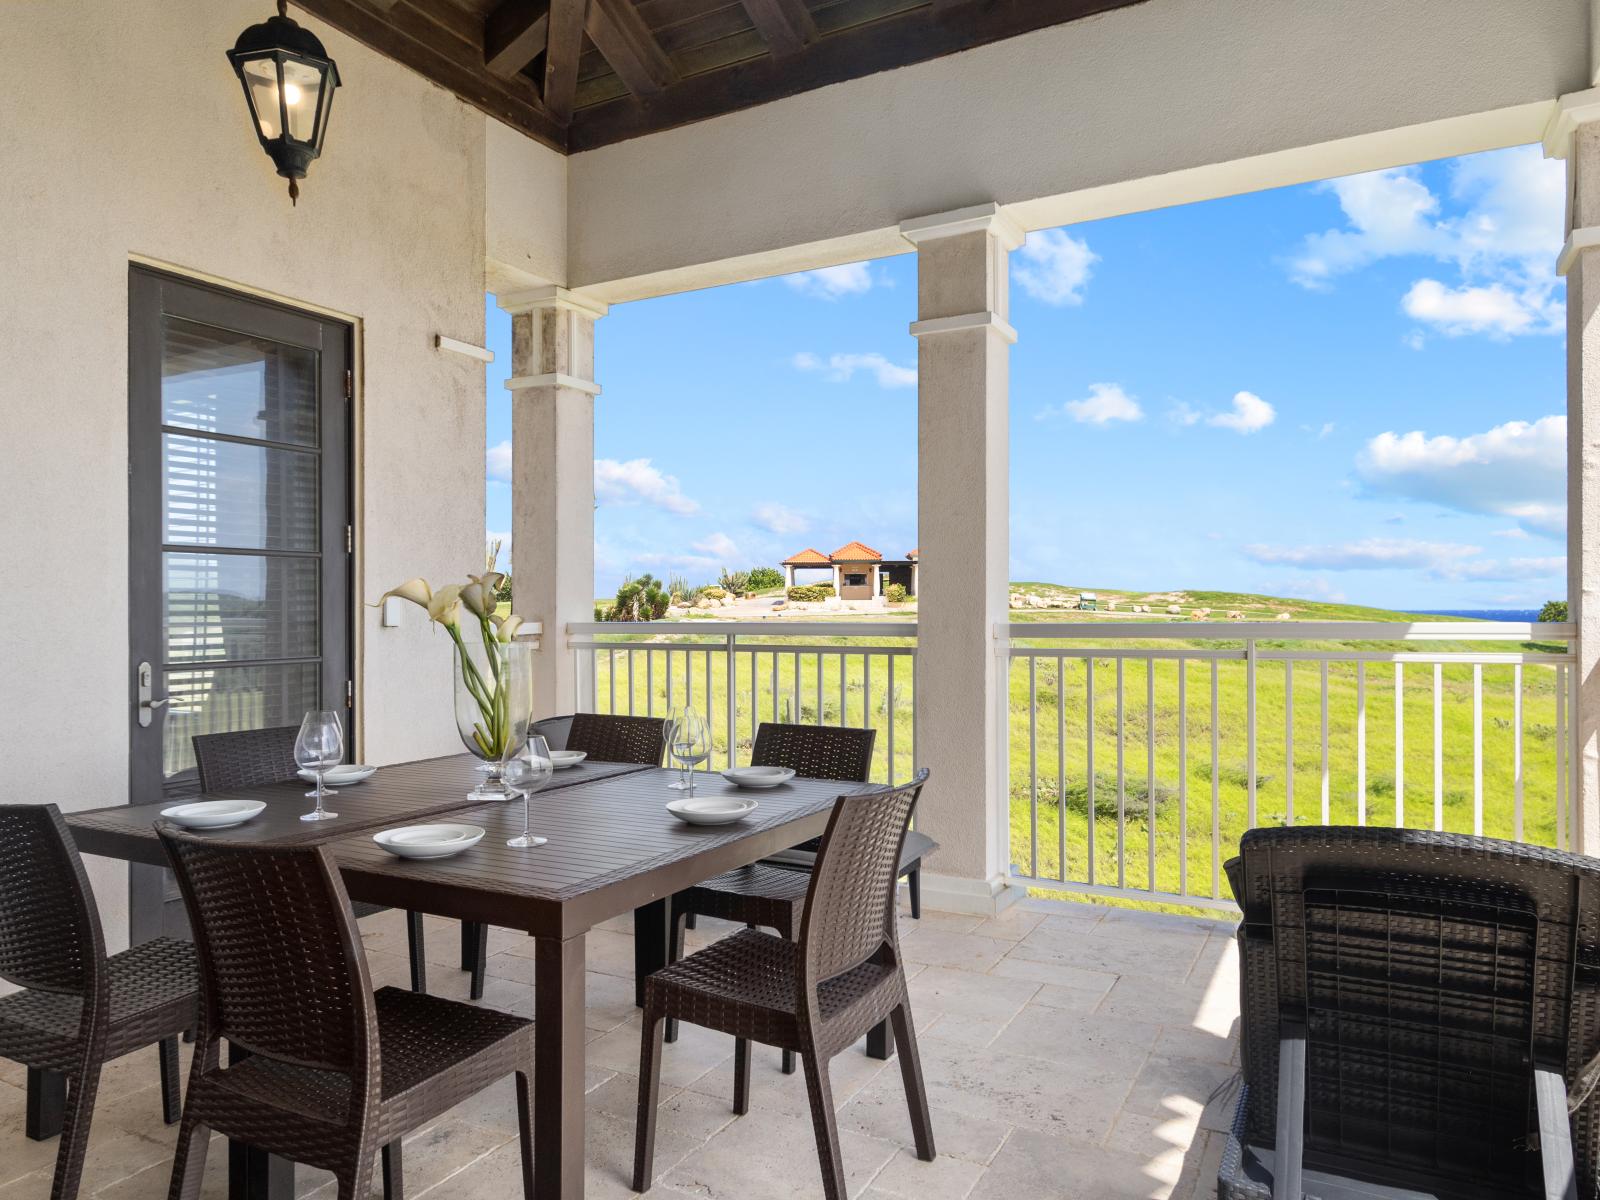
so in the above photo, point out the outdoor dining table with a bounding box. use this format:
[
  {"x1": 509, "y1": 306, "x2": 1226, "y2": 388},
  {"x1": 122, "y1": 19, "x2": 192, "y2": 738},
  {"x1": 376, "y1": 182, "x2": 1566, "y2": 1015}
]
[{"x1": 64, "y1": 753, "x2": 872, "y2": 1200}]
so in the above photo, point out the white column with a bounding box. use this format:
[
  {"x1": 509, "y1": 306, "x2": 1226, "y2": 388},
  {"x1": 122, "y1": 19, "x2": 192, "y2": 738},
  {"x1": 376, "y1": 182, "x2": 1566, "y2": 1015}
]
[
  {"x1": 785, "y1": 564, "x2": 795, "y2": 588},
  {"x1": 902, "y1": 203, "x2": 1025, "y2": 914},
  {"x1": 833, "y1": 564, "x2": 843, "y2": 593},
  {"x1": 1551, "y1": 92, "x2": 1600, "y2": 853},
  {"x1": 498, "y1": 285, "x2": 607, "y2": 719}
]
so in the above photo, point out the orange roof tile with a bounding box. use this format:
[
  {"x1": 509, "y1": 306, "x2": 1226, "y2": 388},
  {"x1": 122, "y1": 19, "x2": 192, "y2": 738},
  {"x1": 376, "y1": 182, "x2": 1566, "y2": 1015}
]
[
  {"x1": 907, "y1": 548, "x2": 919, "y2": 560},
  {"x1": 782, "y1": 547, "x2": 831, "y2": 566},
  {"x1": 830, "y1": 541, "x2": 882, "y2": 561}
]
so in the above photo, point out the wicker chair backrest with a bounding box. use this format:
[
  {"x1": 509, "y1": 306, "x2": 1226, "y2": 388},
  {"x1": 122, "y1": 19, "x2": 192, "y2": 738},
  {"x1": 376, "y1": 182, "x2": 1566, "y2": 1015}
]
[
  {"x1": 0, "y1": 804, "x2": 104, "y2": 996},
  {"x1": 531, "y1": 714, "x2": 574, "y2": 752},
  {"x1": 567, "y1": 713, "x2": 666, "y2": 765},
  {"x1": 800, "y1": 770, "x2": 926, "y2": 988},
  {"x1": 159, "y1": 827, "x2": 375, "y2": 1073},
  {"x1": 752, "y1": 723, "x2": 876, "y2": 783},
  {"x1": 193, "y1": 725, "x2": 301, "y2": 791}
]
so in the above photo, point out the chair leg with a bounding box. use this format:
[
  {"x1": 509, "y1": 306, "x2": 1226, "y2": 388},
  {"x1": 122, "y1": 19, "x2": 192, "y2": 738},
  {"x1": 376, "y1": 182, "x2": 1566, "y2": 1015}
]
[
  {"x1": 48, "y1": 1063, "x2": 100, "y2": 1200},
  {"x1": 632, "y1": 1008, "x2": 668, "y2": 1192},
  {"x1": 166, "y1": 1110, "x2": 211, "y2": 1200},
  {"x1": 890, "y1": 1004, "x2": 935, "y2": 1161},
  {"x1": 907, "y1": 865, "x2": 922, "y2": 920},
  {"x1": 799, "y1": 1047, "x2": 848, "y2": 1200},
  {"x1": 665, "y1": 910, "x2": 686, "y2": 1044},
  {"x1": 782, "y1": 1048, "x2": 796, "y2": 1075},
  {"x1": 733, "y1": 1038, "x2": 752, "y2": 1115},
  {"x1": 514, "y1": 1069, "x2": 535, "y2": 1200},
  {"x1": 26, "y1": 1067, "x2": 66, "y2": 1140},
  {"x1": 406, "y1": 911, "x2": 427, "y2": 993},
  {"x1": 381, "y1": 1140, "x2": 405, "y2": 1200},
  {"x1": 683, "y1": 913, "x2": 697, "y2": 930},
  {"x1": 467, "y1": 922, "x2": 488, "y2": 1001},
  {"x1": 158, "y1": 1036, "x2": 181, "y2": 1125}
]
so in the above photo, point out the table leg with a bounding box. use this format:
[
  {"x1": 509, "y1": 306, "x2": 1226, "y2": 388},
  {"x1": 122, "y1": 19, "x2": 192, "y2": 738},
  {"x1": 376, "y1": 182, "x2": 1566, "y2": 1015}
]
[
  {"x1": 226, "y1": 1043, "x2": 295, "y2": 1200},
  {"x1": 633, "y1": 899, "x2": 671, "y2": 1008},
  {"x1": 25, "y1": 1067, "x2": 66, "y2": 1140},
  {"x1": 533, "y1": 932, "x2": 586, "y2": 1200}
]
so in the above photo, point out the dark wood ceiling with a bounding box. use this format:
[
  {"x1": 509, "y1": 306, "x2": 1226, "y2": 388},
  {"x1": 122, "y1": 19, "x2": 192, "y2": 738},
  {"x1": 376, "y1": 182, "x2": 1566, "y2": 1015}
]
[{"x1": 290, "y1": 0, "x2": 1148, "y2": 153}]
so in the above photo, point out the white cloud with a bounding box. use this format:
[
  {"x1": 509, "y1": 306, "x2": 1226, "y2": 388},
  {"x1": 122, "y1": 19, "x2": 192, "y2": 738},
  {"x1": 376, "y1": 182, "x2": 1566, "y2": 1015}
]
[
  {"x1": 1059, "y1": 382, "x2": 1143, "y2": 426},
  {"x1": 1243, "y1": 538, "x2": 1483, "y2": 572},
  {"x1": 1401, "y1": 278, "x2": 1560, "y2": 338},
  {"x1": 486, "y1": 439, "x2": 512, "y2": 482},
  {"x1": 593, "y1": 458, "x2": 699, "y2": 515},
  {"x1": 792, "y1": 351, "x2": 916, "y2": 389},
  {"x1": 692, "y1": 532, "x2": 739, "y2": 561},
  {"x1": 753, "y1": 503, "x2": 810, "y2": 536},
  {"x1": 1014, "y1": 229, "x2": 1098, "y2": 306},
  {"x1": 1168, "y1": 402, "x2": 1201, "y2": 427},
  {"x1": 1356, "y1": 416, "x2": 1565, "y2": 538},
  {"x1": 1290, "y1": 168, "x2": 1446, "y2": 287},
  {"x1": 1492, "y1": 527, "x2": 1532, "y2": 540},
  {"x1": 1278, "y1": 577, "x2": 1348, "y2": 604},
  {"x1": 1449, "y1": 556, "x2": 1565, "y2": 582},
  {"x1": 783, "y1": 262, "x2": 874, "y2": 300},
  {"x1": 1207, "y1": 391, "x2": 1276, "y2": 434}
]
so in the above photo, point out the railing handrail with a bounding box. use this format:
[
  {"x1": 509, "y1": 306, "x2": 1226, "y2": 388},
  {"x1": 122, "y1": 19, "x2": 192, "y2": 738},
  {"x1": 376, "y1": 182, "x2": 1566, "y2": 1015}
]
[
  {"x1": 1001, "y1": 620, "x2": 1574, "y2": 642},
  {"x1": 567, "y1": 620, "x2": 918, "y2": 639}
]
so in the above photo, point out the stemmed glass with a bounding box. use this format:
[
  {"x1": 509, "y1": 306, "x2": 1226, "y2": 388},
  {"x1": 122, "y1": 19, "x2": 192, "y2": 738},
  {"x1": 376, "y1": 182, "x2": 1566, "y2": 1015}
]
[
  {"x1": 503, "y1": 737, "x2": 554, "y2": 848},
  {"x1": 295, "y1": 709, "x2": 343, "y2": 822},
  {"x1": 665, "y1": 708, "x2": 711, "y2": 795}
]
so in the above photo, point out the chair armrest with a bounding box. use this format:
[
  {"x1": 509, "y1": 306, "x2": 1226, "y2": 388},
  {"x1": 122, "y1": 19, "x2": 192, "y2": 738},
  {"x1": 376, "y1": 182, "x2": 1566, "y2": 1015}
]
[
  {"x1": 1535, "y1": 1066, "x2": 1578, "y2": 1200},
  {"x1": 1273, "y1": 1026, "x2": 1306, "y2": 1200}
]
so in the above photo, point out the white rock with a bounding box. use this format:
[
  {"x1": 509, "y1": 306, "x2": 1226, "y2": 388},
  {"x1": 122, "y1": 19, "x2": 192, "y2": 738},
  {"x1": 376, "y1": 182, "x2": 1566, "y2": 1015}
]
[{"x1": 1167, "y1": 604, "x2": 1182, "y2": 615}]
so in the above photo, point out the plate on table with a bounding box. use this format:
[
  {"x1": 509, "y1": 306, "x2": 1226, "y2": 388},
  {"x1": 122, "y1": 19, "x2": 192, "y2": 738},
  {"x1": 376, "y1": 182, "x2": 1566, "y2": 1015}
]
[
  {"x1": 160, "y1": 800, "x2": 267, "y2": 830},
  {"x1": 373, "y1": 824, "x2": 485, "y2": 860},
  {"x1": 548, "y1": 750, "x2": 588, "y2": 770},
  {"x1": 297, "y1": 764, "x2": 376, "y2": 786},
  {"x1": 720, "y1": 766, "x2": 795, "y2": 790},
  {"x1": 666, "y1": 796, "x2": 758, "y2": 826}
]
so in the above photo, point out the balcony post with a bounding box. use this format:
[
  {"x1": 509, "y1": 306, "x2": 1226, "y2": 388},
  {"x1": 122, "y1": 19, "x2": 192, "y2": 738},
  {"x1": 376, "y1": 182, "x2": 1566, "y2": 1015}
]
[
  {"x1": 498, "y1": 285, "x2": 608, "y2": 719},
  {"x1": 1551, "y1": 92, "x2": 1600, "y2": 854},
  {"x1": 902, "y1": 203, "x2": 1027, "y2": 913}
]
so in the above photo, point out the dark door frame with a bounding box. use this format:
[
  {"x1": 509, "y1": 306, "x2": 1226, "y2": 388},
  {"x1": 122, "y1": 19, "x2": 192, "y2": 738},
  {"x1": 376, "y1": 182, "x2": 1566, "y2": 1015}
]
[{"x1": 127, "y1": 265, "x2": 354, "y2": 942}]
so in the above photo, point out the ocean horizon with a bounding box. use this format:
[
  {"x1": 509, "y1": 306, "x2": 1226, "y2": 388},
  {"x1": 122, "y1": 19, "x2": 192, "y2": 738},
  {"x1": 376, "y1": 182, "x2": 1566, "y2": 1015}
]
[{"x1": 1416, "y1": 608, "x2": 1543, "y2": 623}]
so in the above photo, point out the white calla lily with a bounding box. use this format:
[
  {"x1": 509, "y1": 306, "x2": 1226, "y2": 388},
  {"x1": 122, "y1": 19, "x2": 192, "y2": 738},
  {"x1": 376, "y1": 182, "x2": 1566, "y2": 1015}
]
[
  {"x1": 427, "y1": 584, "x2": 464, "y2": 627},
  {"x1": 494, "y1": 613, "x2": 524, "y2": 642},
  {"x1": 377, "y1": 578, "x2": 433, "y2": 610}
]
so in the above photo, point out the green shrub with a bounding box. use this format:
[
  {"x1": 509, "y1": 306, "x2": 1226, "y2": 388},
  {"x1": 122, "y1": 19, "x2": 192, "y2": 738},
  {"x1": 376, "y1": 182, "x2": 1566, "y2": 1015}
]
[
  {"x1": 604, "y1": 573, "x2": 669, "y2": 621},
  {"x1": 701, "y1": 586, "x2": 727, "y2": 600},
  {"x1": 666, "y1": 574, "x2": 692, "y2": 603},
  {"x1": 885, "y1": 583, "x2": 908, "y2": 604},
  {"x1": 1540, "y1": 599, "x2": 1569, "y2": 622},
  {"x1": 787, "y1": 584, "x2": 834, "y2": 602},
  {"x1": 747, "y1": 566, "x2": 784, "y2": 591},
  {"x1": 719, "y1": 569, "x2": 751, "y2": 595}
]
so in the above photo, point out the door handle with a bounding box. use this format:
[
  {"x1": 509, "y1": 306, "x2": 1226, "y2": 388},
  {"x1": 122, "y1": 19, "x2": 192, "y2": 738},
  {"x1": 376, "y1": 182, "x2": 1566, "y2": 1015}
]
[{"x1": 136, "y1": 661, "x2": 168, "y2": 728}]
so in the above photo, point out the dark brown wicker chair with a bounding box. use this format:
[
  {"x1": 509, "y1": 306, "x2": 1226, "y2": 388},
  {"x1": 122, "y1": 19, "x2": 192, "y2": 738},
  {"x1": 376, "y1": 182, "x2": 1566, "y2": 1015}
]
[
  {"x1": 667, "y1": 723, "x2": 936, "y2": 1072},
  {"x1": 633, "y1": 770, "x2": 935, "y2": 1199},
  {"x1": 192, "y1": 727, "x2": 433, "y2": 994},
  {"x1": 157, "y1": 824, "x2": 536, "y2": 1200},
  {"x1": 0, "y1": 804, "x2": 196, "y2": 1200},
  {"x1": 460, "y1": 712, "x2": 667, "y2": 998}
]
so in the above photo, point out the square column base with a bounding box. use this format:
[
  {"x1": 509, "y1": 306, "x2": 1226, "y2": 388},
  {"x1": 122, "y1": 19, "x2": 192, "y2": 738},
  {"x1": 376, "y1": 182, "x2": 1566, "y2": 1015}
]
[{"x1": 915, "y1": 872, "x2": 1027, "y2": 918}]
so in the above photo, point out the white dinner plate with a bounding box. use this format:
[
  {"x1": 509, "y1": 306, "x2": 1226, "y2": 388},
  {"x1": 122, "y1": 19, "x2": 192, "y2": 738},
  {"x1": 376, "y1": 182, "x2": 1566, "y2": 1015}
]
[
  {"x1": 720, "y1": 766, "x2": 796, "y2": 789},
  {"x1": 160, "y1": 800, "x2": 267, "y2": 830},
  {"x1": 297, "y1": 764, "x2": 376, "y2": 786},
  {"x1": 548, "y1": 750, "x2": 588, "y2": 769},
  {"x1": 373, "y1": 823, "x2": 485, "y2": 860},
  {"x1": 666, "y1": 796, "x2": 758, "y2": 826}
]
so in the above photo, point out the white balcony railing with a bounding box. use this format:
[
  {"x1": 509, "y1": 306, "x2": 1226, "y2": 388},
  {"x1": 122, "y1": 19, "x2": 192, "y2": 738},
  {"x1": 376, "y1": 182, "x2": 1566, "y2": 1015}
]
[{"x1": 1003, "y1": 621, "x2": 1577, "y2": 911}]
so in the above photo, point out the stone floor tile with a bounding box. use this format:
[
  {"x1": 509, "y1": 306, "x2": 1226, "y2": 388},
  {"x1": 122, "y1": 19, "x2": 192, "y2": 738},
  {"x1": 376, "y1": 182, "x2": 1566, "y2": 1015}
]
[
  {"x1": 915, "y1": 1042, "x2": 1137, "y2": 1142},
  {"x1": 838, "y1": 1072, "x2": 1010, "y2": 1165},
  {"x1": 1028, "y1": 983, "x2": 1109, "y2": 1013},
  {"x1": 988, "y1": 955, "x2": 1119, "y2": 995},
  {"x1": 1154, "y1": 1024, "x2": 1236, "y2": 1066},
  {"x1": 867, "y1": 1146, "x2": 985, "y2": 1199},
  {"x1": 988, "y1": 1004, "x2": 1160, "y2": 1068},
  {"x1": 588, "y1": 1017, "x2": 735, "y2": 1089},
  {"x1": 1094, "y1": 977, "x2": 1216, "y2": 1027},
  {"x1": 683, "y1": 1042, "x2": 890, "y2": 1119},
  {"x1": 969, "y1": 1126, "x2": 1180, "y2": 1200},
  {"x1": 1007, "y1": 927, "x2": 1202, "y2": 983},
  {"x1": 662, "y1": 1107, "x2": 899, "y2": 1199},
  {"x1": 909, "y1": 966, "x2": 1040, "y2": 1024},
  {"x1": 967, "y1": 908, "x2": 1047, "y2": 942},
  {"x1": 898, "y1": 928, "x2": 1011, "y2": 972},
  {"x1": 1122, "y1": 1054, "x2": 1236, "y2": 1124}
]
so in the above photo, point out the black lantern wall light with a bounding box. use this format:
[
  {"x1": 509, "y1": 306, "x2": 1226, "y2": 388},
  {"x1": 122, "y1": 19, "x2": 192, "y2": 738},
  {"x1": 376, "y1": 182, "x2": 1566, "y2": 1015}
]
[{"x1": 228, "y1": 1, "x2": 340, "y2": 204}]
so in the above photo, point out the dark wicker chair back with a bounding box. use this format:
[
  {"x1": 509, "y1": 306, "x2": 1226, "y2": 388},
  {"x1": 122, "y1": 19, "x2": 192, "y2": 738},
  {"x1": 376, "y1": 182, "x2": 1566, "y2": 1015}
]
[
  {"x1": 0, "y1": 804, "x2": 105, "y2": 996},
  {"x1": 159, "y1": 825, "x2": 376, "y2": 1075},
  {"x1": 800, "y1": 770, "x2": 926, "y2": 988},
  {"x1": 193, "y1": 725, "x2": 301, "y2": 791},
  {"x1": 1227, "y1": 826, "x2": 1600, "y2": 1200},
  {"x1": 530, "y1": 714, "x2": 574, "y2": 751},
  {"x1": 566, "y1": 713, "x2": 666, "y2": 764},
  {"x1": 752, "y1": 723, "x2": 876, "y2": 782}
]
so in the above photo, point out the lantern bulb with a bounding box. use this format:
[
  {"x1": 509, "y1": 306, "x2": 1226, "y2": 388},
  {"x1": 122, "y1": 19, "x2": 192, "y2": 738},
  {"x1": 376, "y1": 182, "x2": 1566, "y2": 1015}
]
[{"x1": 283, "y1": 81, "x2": 303, "y2": 105}]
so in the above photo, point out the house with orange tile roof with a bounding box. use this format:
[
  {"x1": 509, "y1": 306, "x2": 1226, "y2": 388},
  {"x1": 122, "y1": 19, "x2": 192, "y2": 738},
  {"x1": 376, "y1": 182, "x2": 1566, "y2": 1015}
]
[{"x1": 782, "y1": 542, "x2": 918, "y2": 600}]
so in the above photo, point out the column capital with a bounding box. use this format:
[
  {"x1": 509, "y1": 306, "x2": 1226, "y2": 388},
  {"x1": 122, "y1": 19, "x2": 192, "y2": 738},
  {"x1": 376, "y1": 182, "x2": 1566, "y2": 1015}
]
[
  {"x1": 909, "y1": 311, "x2": 1018, "y2": 343},
  {"x1": 496, "y1": 285, "x2": 610, "y2": 320},
  {"x1": 1542, "y1": 88, "x2": 1600, "y2": 159},
  {"x1": 1559, "y1": 227, "x2": 1600, "y2": 276},
  {"x1": 899, "y1": 202, "x2": 1025, "y2": 251},
  {"x1": 504, "y1": 373, "x2": 602, "y2": 395}
]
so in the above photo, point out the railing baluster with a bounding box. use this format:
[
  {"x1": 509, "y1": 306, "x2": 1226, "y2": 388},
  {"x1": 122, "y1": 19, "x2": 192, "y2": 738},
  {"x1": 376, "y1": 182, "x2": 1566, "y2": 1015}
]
[
  {"x1": 791, "y1": 650, "x2": 800, "y2": 722},
  {"x1": 888, "y1": 655, "x2": 897, "y2": 785},
  {"x1": 1514, "y1": 663, "x2": 1523, "y2": 843},
  {"x1": 815, "y1": 654, "x2": 822, "y2": 722},
  {"x1": 838, "y1": 652, "x2": 846, "y2": 726},
  {"x1": 1285, "y1": 661, "x2": 1294, "y2": 827},
  {"x1": 1146, "y1": 658, "x2": 1155, "y2": 892},
  {"x1": 1116, "y1": 657, "x2": 1126, "y2": 890},
  {"x1": 1356, "y1": 663, "x2": 1366, "y2": 826},
  {"x1": 1394, "y1": 662, "x2": 1403, "y2": 828},
  {"x1": 665, "y1": 649, "x2": 673, "y2": 715},
  {"x1": 1028, "y1": 655, "x2": 1038, "y2": 879},
  {"x1": 1472, "y1": 663, "x2": 1483, "y2": 835},
  {"x1": 1210, "y1": 660, "x2": 1220, "y2": 899},
  {"x1": 647, "y1": 649, "x2": 654, "y2": 717},
  {"x1": 864, "y1": 653, "x2": 874, "y2": 777},
  {"x1": 1178, "y1": 658, "x2": 1188, "y2": 897},
  {"x1": 1320, "y1": 661, "x2": 1329, "y2": 823},
  {"x1": 724, "y1": 636, "x2": 737, "y2": 770},
  {"x1": 1433, "y1": 663, "x2": 1442, "y2": 831},
  {"x1": 1086, "y1": 658, "x2": 1096, "y2": 887},
  {"x1": 1246, "y1": 637, "x2": 1257, "y2": 828},
  {"x1": 608, "y1": 648, "x2": 616, "y2": 713},
  {"x1": 1559, "y1": 664, "x2": 1569, "y2": 851},
  {"x1": 1058, "y1": 657, "x2": 1067, "y2": 884},
  {"x1": 627, "y1": 649, "x2": 635, "y2": 715}
]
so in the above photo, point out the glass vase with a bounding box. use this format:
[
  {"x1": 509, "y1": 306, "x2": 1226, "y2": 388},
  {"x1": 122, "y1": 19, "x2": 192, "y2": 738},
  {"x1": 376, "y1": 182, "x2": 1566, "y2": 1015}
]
[{"x1": 454, "y1": 636, "x2": 534, "y2": 801}]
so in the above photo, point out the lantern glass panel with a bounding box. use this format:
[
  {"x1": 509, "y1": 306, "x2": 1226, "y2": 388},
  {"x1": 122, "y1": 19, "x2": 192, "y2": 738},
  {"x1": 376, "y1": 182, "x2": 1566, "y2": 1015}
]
[
  {"x1": 282, "y1": 59, "x2": 322, "y2": 142},
  {"x1": 242, "y1": 58, "x2": 282, "y2": 140}
]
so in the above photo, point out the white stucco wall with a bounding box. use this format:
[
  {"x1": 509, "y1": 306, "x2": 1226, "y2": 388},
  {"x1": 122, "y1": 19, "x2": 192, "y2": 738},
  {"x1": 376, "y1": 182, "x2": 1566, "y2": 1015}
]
[
  {"x1": 0, "y1": 0, "x2": 563, "y2": 950},
  {"x1": 487, "y1": 117, "x2": 569, "y2": 290},
  {"x1": 568, "y1": 0, "x2": 1589, "y2": 300}
]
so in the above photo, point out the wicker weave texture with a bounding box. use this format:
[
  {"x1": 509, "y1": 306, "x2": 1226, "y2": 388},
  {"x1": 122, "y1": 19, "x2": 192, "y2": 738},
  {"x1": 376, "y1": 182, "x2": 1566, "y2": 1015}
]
[
  {"x1": 158, "y1": 825, "x2": 536, "y2": 1200},
  {"x1": 193, "y1": 725, "x2": 302, "y2": 792},
  {"x1": 751, "y1": 723, "x2": 877, "y2": 783},
  {"x1": 566, "y1": 713, "x2": 666, "y2": 764},
  {"x1": 1224, "y1": 825, "x2": 1600, "y2": 1200}
]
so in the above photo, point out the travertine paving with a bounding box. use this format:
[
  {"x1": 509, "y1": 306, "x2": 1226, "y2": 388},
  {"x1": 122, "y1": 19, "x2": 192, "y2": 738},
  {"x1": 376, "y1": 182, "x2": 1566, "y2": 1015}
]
[{"x1": 0, "y1": 898, "x2": 1240, "y2": 1200}]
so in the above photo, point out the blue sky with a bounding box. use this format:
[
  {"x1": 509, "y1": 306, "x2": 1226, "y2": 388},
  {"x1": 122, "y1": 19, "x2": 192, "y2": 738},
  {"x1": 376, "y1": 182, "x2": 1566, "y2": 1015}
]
[{"x1": 487, "y1": 144, "x2": 1567, "y2": 610}]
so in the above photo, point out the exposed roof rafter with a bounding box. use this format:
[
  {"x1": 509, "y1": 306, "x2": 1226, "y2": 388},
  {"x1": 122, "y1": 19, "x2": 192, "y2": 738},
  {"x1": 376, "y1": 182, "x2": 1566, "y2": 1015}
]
[
  {"x1": 583, "y1": 0, "x2": 677, "y2": 98},
  {"x1": 739, "y1": 0, "x2": 817, "y2": 58},
  {"x1": 484, "y1": 0, "x2": 549, "y2": 78}
]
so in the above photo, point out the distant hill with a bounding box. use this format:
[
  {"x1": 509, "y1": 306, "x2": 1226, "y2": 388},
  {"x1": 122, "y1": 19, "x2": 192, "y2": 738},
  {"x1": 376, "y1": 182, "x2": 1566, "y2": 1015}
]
[{"x1": 1006, "y1": 582, "x2": 1448, "y2": 623}]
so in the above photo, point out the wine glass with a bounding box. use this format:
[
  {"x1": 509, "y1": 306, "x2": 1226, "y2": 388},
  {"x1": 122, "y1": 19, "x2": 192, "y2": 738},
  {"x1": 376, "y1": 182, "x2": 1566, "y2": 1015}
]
[
  {"x1": 503, "y1": 737, "x2": 553, "y2": 848},
  {"x1": 295, "y1": 710, "x2": 343, "y2": 822},
  {"x1": 666, "y1": 708, "x2": 711, "y2": 796}
]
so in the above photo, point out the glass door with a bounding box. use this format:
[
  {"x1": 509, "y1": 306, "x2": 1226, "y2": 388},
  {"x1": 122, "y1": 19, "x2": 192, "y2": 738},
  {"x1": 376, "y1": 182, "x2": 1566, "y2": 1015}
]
[{"x1": 127, "y1": 267, "x2": 351, "y2": 938}]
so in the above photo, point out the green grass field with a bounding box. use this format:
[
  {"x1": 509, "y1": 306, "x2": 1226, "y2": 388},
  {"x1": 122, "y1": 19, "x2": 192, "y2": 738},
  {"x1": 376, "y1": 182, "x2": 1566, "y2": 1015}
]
[{"x1": 586, "y1": 584, "x2": 1568, "y2": 914}]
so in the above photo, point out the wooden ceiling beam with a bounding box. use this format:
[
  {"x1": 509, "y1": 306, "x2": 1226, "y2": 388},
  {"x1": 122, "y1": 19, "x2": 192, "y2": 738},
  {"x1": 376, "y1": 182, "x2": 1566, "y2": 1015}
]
[
  {"x1": 738, "y1": 0, "x2": 816, "y2": 58},
  {"x1": 485, "y1": 0, "x2": 550, "y2": 78},
  {"x1": 542, "y1": 0, "x2": 586, "y2": 123},
  {"x1": 584, "y1": 0, "x2": 678, "y2": 97}
]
